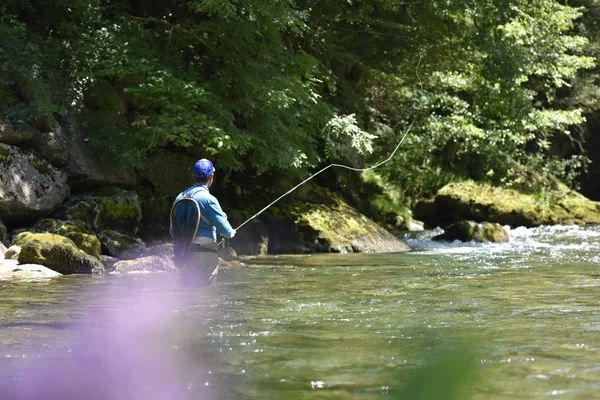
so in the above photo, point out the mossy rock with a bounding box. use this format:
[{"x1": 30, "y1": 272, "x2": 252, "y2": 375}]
[
  {"x1": 32, "y1": 218, "x2": 101, "y2": 259},
  {"x1": 417, "y1": 181, "x2": 600, "y2": 228},
  {"x1": 99, "y1": 229, "x2": 145, "y2": 259},
  {"x1": 433, "y1": 220, "x2": 509, "y2": 243},
  {"x1": 13, "y1": 232, "x2": 104, "y2": 274},
  {"x1": 295, "y1": 192, "x2": 410, "y2": 253},
  {"x1": 55, "y1": 187, "x2": 142, "y2": 235}
]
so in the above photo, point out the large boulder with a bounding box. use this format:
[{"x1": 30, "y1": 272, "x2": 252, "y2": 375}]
[
  {"x1": 433, "y1": 220, "x2": 509, "y2": 243},
  {"x1": 62, "y1": 116, "x2": 136, "y2": 188},
  {"x1": 13, "y1": 232, "x2": 104, "y2": 274},
  {"x1": 0, "y1": 144, "x2": 70, "y2": 221},
  {"x1": 0, "y1": 119, "x2": 34, "y2": 144},
  {"x1": 54, "y1": 187, "x2": 142, "y2": 235},
  {"x1": 295, "y1": 198, "x2": 411, "y2": 253},
  {"x1": 415, "y1": 181, "x2": 600, "y2": 228},
  {"x1": 32, "y1": 218, "x2": 102, "y2": 259},
  {"x1": 29, "y1": 125, "x2": 69, "y2": 166},
  {"x1": 141, "y1": 152, "x2": 196, "y2": 197},
  {"x1": 98, "y1": 229, "x2": 145, "y2": 259},
  {"x1": 0, "y1": 259, "x2": 62, "y2": 279}
]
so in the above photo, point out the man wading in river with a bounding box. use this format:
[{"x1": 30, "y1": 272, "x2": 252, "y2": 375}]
[{"x1": 170, "y1": 158, "x2": 236, "y2": 287}]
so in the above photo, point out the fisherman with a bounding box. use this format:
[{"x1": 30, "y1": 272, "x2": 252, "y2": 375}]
[{"x1": 170, "y1": 158, "x2": 236, "y2": 287}]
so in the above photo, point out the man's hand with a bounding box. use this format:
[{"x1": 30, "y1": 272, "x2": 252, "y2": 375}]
[{"x1": 230, "y1": 229, "x2": 236, "y2": 238}]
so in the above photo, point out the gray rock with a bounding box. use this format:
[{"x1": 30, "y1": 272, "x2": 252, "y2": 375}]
[
  {"x1": 99, "y1": 230, "x2": 145, "y2": 259},
  {"x1": 0, "y1": 218, "x2": 6, "y2": 245},
  {"x1": 30, "y1": 125, "x2": 68, "y2": 166},
  {"x1": 4, "y1": 245, "x2": 21, "y2": 260},
  {"x1": 0, "y1": 144, "x2": 70, "y2": 221},
  {"x1": 113, "y1": 242, "x2": 176, "y2": 273},
  {"x1": 0, "y1": 259, "x2": 62, "y2": 279},
  {"x1": 0, "y1": 119, "x2": 34, "y2": 144},
  {"x1": 62, "y1": 117, "x2": 136, "y2": 188}
]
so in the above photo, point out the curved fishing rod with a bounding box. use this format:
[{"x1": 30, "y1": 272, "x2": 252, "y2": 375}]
[{"x1": 228, "y1": 57, "x2": 424, "y2": 238}]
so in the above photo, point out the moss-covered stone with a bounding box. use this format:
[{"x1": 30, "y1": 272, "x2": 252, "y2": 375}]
[
  {"x1": 295, "y1": 192, "x2": 410, "y2": 253},
  {"x1": 433, "y1": 220, "x2": 509, "y2": 243},
  {"x1": 0, "y1": 145, "x2": 9, "y2": 162},
  {"x1": 13, "y1": 232, "x2": 104, "y2": 274},
  {"x1": 32, "y1": 218, "x2": 101, "y2": 259},
  {"x1": 54, "y1": 187, "x2": 142, "y2": 235},
  {"x1": 27, "y1": 157, "x2": 54, "y2": 176},
  {"x1": 416, "y1": 181, "x2": 600, "y2": 228}
]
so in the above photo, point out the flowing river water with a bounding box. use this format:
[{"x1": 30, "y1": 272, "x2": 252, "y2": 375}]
[{"x1": 1, "y1": 225, "x2": 599, "y2": 399}]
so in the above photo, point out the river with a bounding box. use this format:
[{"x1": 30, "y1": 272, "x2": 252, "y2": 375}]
[{"x1": 0, "y1": 225, "x2": 599, "y2": 399}]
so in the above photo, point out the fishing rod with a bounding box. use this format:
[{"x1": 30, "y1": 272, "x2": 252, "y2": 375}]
[{"x1": 225, "y1": 58, "x2": 424, "y2": 241}]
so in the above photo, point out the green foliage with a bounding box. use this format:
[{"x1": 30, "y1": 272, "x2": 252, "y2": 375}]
[{"x1": 1, "y1": 0, "x2": 597, "y2": 215}]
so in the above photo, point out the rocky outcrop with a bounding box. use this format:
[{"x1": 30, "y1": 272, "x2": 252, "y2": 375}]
[
  {"x1": 54, "y1": 187, "x2": 142, "y2": 235},
  {"x1": 0, "y1": 144, "x2": 70, "y2": 221},
  {"x1": 0, "y1": 119, "x2": 34, "y2": 144},
  {"x1": 433, "y1": 220, "x2": 509, "y2": 243},
  {"x1": 62, "y1": 117, "x2": 136, "y2": 188},
  {"x1": 296, "y1": 198, "x2": 410, "y2": 253},
  {"x1": 13, "y1": 232, "x2": 104, "y2": 274},
  {"x1": 30, "y1": 125, "x2": 68, "y2": 166},
  {"x1": 414, "y1": 181, "x2": 600, "y2": 228},
  {"x1": 0, "y1": 218, "x2": 6, "y2": 245},
  {"x1": 0, "y1": 259, "x2": 62, "y2": 279},
  {"x1": 141, "y1": 152, "x2": 196, "y2": 197}
]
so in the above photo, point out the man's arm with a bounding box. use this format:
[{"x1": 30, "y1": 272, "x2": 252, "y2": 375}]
[{"x1": 206, "y1": 197, "x2": 236, "y2": 239}]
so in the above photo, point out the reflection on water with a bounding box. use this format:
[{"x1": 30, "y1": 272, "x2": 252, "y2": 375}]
[{"x1": 0, "y1": 225, "x2": 599, "y2": 399}]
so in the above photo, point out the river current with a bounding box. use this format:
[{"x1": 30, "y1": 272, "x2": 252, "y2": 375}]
[{"x1": 0, "y1": 225, "x2": 599, "y2": 399}]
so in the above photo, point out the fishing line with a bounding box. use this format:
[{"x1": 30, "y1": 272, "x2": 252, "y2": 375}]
[{"x1": 231, "y1": 57, "x2": 424, "y2": 235}]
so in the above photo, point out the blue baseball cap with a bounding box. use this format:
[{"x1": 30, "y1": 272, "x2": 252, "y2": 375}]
[{"x1": 193, "y1": 158, "x2": 215, "y2": 179}]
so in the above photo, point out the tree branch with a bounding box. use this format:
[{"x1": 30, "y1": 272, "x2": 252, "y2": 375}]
[{"x1": 127, "y1": 15, "x2": 213, "y2": 48}]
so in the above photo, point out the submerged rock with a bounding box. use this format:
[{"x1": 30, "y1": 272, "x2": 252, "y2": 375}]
[
  {"x1": 433, "y1": 220, "x2": 509, "y2": 243},
  {"x1": 415, "y1": 181, "x2": 600, "y2": 228},
  {"x1": 13, "y1": 232, "x2": 104, "y2": 274},
  {"x1": 0, "y1": 259, "x2": 62, "y2": 279},
  {"x1": 0, "y1": 144, "x2": 70, "y2": 221}
]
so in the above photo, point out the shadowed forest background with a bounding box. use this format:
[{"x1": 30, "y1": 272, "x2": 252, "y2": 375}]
[{"x1": 2, "y1": 0, "x2": 600, "y2": 230}]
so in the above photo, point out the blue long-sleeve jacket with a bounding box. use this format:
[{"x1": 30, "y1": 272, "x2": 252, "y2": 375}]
[{"x1": 170, "y1": 183, "x2": 235, "y2": 241}]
